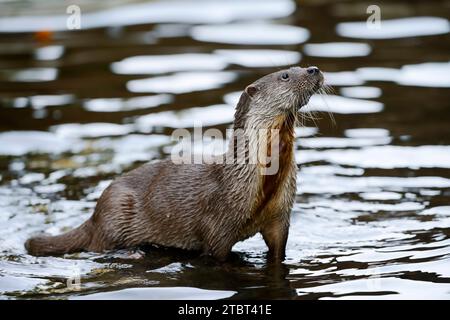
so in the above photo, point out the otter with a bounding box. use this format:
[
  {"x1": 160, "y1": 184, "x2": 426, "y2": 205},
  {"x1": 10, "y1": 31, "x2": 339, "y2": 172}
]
[{"x1": 25, "y1": 66, "x2": 324, "y2": 261}]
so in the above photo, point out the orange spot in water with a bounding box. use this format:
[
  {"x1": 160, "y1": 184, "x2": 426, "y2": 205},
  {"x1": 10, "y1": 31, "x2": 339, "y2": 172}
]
[{"x1": 34, "y1": 30, "x2": 53, "y2": 43}]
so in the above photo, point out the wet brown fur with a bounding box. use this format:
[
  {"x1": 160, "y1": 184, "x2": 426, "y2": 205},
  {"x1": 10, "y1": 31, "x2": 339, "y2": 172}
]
[{"x1": 25, "y1": 67, "x2": 323, "y2": 261}]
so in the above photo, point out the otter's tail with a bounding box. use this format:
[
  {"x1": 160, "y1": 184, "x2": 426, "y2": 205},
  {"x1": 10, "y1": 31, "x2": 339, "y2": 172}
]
[{"x1": 25, "y1": 221, "x2": 92, "y2": 256}]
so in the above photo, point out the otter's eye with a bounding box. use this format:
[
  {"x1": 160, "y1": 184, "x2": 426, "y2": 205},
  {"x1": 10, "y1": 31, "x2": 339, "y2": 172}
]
[{"x1": 281, "y1": 72, "x2": 289, "y2": 81}]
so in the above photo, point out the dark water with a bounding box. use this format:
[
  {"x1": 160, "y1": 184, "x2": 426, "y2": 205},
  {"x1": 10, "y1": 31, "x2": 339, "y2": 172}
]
[{"x1": 0, "y1": 0, "x2": 450, "y2": 299}]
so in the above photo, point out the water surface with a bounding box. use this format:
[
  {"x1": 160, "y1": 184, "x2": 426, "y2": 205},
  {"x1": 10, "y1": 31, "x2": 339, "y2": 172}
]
[{"x1": 0, "y1": 0, "x2": 449, "y2": 300}]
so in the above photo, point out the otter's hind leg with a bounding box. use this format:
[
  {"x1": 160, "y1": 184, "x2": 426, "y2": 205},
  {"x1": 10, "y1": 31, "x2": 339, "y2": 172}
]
[
  {"x1": 202, "y1": 228, "x2": 236, "y2": 262},
  {"x1": 87, "y1": 184, "x2": 142, "y2": 251}
]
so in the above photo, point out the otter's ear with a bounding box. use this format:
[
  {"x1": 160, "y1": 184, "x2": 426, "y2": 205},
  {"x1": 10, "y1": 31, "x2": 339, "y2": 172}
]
[{"x1": 245, "y1": 85, "x2": 258, "y2": 98}]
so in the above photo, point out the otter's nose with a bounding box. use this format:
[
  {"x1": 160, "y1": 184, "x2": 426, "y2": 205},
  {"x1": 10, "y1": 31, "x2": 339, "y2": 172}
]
[{"x1": 307, "y1": 66, "x2": 320, "y2": 75}]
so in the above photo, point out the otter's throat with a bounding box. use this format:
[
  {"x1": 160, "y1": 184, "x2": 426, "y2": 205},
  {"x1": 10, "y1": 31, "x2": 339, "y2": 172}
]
[{"x1": 254, "y1": 114, "x2": 295, "y2": 215}]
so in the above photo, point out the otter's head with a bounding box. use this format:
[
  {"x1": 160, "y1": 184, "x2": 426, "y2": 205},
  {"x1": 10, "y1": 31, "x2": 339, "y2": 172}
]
[{"x1": 234, "y1": 66, "x2": 323, "y2": 129}]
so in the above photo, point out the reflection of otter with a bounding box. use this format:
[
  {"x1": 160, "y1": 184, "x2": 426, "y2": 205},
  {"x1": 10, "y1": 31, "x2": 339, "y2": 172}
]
[
  {"x1": 25, "y1": 66, "x2": 324, "y2": 261},
  {"x1": 146, "y1": 251, "x2": 296, "y2": 299}
]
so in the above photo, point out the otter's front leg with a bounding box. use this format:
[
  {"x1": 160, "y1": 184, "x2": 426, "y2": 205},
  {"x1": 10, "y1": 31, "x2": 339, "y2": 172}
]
[{"x1": 261, "y1": 217, "x2": 289, "y2": 261}]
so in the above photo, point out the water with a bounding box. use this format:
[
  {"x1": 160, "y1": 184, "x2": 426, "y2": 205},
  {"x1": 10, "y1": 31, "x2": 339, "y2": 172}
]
[{"x1": 0, "y1": 0, "x2": 449, "y2": 300}]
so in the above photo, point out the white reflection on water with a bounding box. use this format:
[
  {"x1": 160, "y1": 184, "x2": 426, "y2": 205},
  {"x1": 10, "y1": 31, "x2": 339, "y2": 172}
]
[
  {"x1": 419, "y1": 206, "x2": 450, "y2": 216},
  {"x1": 299, "y1": 136, "x2": 391, "y2": 149},
  {"x1": 166, "y1": 135, "x2": 228, "y2": 159},
  {"x1": 223, "y1": 91, "x2": 242, "y2": 106},
  {"x1": 303, "y1": 42, "x2": 371, "y2": 58},
  {"x1": 0, "y1": 0, "x2": 296, "y2": 32},
  {"x1": 0, "y1": 275, "x2": 49, "y2": 296},
  {"x1": 359, "y1": 192, "x2": 403, "y2": 201},
  {"x1": 357, "y1": 62, "x2": 450, "y2": 88},
  {"x1": 191, "y1": 23, "x2": 310, "y2": 45},
  {"x1": 111, "y1": 54, "x2": 228, "y2": 75},
  {"x1": 136, "y1": 104, "x2": 234, "y2": 130},
  {"x1": 151, "y1": 24, "x2": 191, "y2": 38},
  {"x1": 72, "y1": 287, "x2": 236, "y2": 300},
  {"x1": 34, "y1": 45, "x2": 64, "y2": 61},
  {"x1": 112, "y1": 50, "x2": 301, "y2": 74},
  {"x1": 92, "y1": 134, "x2": 171, "y2": 166},
  {"x1": 19, "y1": 173, "x2": 45, "y2": 185},
  {"x1": 337, "y1": 16, "x2": 450, "y2": 39},
  {"x1": 295, "y1": 127, "x2": 319, "y2": 138},
  {"x1": 34, "y1": 184, "x2": 66, "y2": 194},
  {"x1": 297, "y1": 145, "x2": 450, "y2": 169},
  {"x1": 0, "y1": 187, "x2": 105, "y2": 293},
  {"x1": 304, "y1": 94, "x2": 384, "y2": 114},
  {"x1": 298, "y1": 277, "x2": 450, "y2": 300},
  {"x1": 297, "y1": 174, "x2": 450, "y2": 195},
  {"x1": 0, "y1": 131, "x2": 82, "y2": 156},
  {"x1": 344, "y1": 128, "x2": 389, "y2": 138},
  {"x1": 305, "y1": 199, "x2": 425, "y2": 213},
  {"x1": 322, "y1": 71, "x2": 365, "y2": 86},
  {"x1": 299, "y1": 165, "x2": 364, "y2": 177},
  {"x1": 127, "y1": 71, "x2": 236, "y2": 94},
  {"x1": 29, "y1": 95, "x2": 74, "y2": 110},
  {"x1": 214, "y1": 49, "x2": 301, "y2": 67},
  {"x1": 340, "y1": 86, "x2": 382, "y2": 99},
  {"x1": 5, "y1": 68, "x2": 58, "y2": 82},
  {"x1": 52, "y1": 123, "x2": 133, "y2": 139},
  {"x1": 84, "y1": 94, "x2": 173, "y2": 112}
]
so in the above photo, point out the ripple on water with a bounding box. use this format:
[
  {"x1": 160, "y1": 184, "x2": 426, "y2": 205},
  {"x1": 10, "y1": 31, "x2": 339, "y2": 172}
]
[
  {"x1": 0, "y1": 187, "x2": 109, "y2": 297},
  {"x1": 34, "y1": 45, "x2": 64, "y2": 61},
  {"x1": 1, "y1": 68, "x2": 58, "y2": 82},
  {"x1": 299, "y1": 136, "x2": 391, "y2": 149},
  {"x1": 191, "y1": 23, "x2": 310, "y2": 45},
  {"x1": 357, "y1": 62, "x2": 450, "y2": 88},
  {"x1": 92, "y1": 134, "x2": 171, "y2": 167},
  {"x1": 127, "y1": 71, "x2": 236, "y2": 94},
  {"x1": 0, "y1": 0, "x2": 296, "y2": 32},
  {"x1": 303, "y1": 94, "x2": 384, "y2": 114},
  {"x1": 51, "y1": 123, "x2": 133, "y2": 139},
  {"x1": 336, "y1": 16, "x2": 450, "y2": 39},
  {"x1": 0, "y1": 131, "x2": 82, "y2": 156},
  {"x1": 136, "y1": 104, "x2": 234, "y2": 130},
  {"x1": 297, "y1": 145, "x2": 450, "y2": 169},
  {"x1": 111, "y1": 54, "x2": 228, "y2": 75},
  {"x1": 166, "y1": 135, "x2": 228, "y2": 159},
  {"x1": 419, "y1": 206, "x2": 450, "y2": 216},
  {"x1": 298, "y1": 277, "x2": 450, "y2": 300},
  {"x1": 303, "y1": 42, "x2": 371, "y2": 58},
  {"x1": 0, "y1": 275, "x2": 50, "y2": 296},
  {"x1": 297, "y1": 173, "x2": 450, "y2": 195},
  {"x1": 84, "y1": 94, "x2": 173, "y2": 112},
  {"x1": 344, "y1": 128, "x2": 389, "y2": 138},
  {"x1": 359, "y1": 192, "x2": 403, "y2": 201},
  {"x1": 214, "y1": 49, "x2": 301, "y2": 67},
  {"x1": 1, "y1": 0, "x2": 449, "y2": 301},
  {"x1": 322, "y1": 71, "x2": 365, "y2": 86},
  {"x1": 71, "y1": 287, "x2": 236, "y2": 300},
  {"x1": 26, "y1": 95, "x2": 74, "y2": 110},
  {"x1": 340, "y1": 86, "x2": 382, "y2": 99}
]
